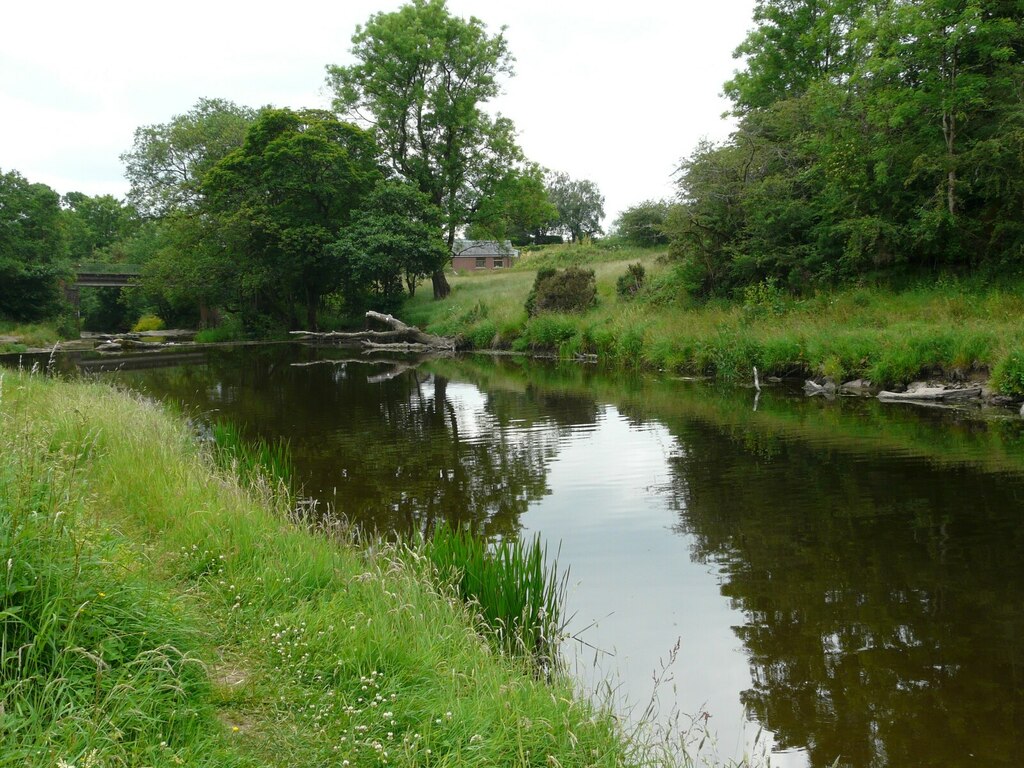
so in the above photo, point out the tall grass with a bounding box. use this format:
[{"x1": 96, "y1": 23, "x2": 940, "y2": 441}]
[
  {"x1": 208, "y1": 419, "x2": 294, "y2": 493},
  {"x1": 425, "y1": 523, "x2": 567, "y2": 670},
  {"x1": 0, "y1": 370, "x2": 652, "y2": 767}
]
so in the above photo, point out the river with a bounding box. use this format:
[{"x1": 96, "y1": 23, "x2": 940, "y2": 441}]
[{"x1": 42, "y1": 343, "x2": 1024, "y2": 767}]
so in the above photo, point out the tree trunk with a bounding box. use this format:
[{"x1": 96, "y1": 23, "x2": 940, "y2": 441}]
[
  {"x1": 306, "y1": 287, "x2": 319, "y2": 331},
  {"x1": 431, "y1": 269, "x2": 451, "y2": 299}
]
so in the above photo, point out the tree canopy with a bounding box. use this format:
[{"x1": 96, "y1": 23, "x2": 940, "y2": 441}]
[
  {"x1": 669, "y1": 0, "x2": 1024, "y2": 296},
  {"x1": 0, "y1": 169, "x2": 67, "y2": 321},
  {"x1": 202, "y1": 108, "x2": 381, "y2": 329},
  {"x1": 121, "y1": 98, "x2": 255, "y2": 218},
  {"x1": 327, "y1": 0, "x2": 519, "y2": 298},
  {"x1": 546, "y1": 171, "x2": 605, "y2": 243}
]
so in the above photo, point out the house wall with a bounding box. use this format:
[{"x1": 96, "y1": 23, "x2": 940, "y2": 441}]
[{"x1": 452, "y1": 255, "x2": 513, "y2": 271}]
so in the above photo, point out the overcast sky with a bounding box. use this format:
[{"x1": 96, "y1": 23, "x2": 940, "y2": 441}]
[{"x1": 1, "y1": 0, "x2": 755, "y2": 225}]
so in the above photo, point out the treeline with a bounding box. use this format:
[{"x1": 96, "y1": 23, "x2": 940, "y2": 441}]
[
  {"x1": 2, "y1": 0, "x2": 608, "y2": 334},
  {"x1": 661, "y1": 0, "x2": 1024, "y2": 296}
]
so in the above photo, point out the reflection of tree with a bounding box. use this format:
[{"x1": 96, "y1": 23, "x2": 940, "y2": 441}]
[
  {"x1": 110, "y1": 346, "x2": 600, "y2": 538},
  {"x1": 667, "y1": 420, "x2": 1024, "y2": 768}
]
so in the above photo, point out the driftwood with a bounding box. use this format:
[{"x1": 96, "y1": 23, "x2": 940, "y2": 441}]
[
  {"x1": 878, "y1": 385, "x2": 982, "y2": 402},
  {"x1": 290, "y1": 311, "x2": 455, "y2": 351}
]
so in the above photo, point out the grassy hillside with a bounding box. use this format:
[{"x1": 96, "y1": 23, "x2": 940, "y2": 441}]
[
  {"x1": 404, "y1": 245, "x2": 1024, "y2": 395},
  {"x1": 0, "y1": 370, "x2": 647, "y2": 767}
]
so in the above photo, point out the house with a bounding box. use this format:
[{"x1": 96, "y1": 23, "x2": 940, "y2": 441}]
[{"x1": 451, "y1": 240, "x2": 520, "y2": 271}]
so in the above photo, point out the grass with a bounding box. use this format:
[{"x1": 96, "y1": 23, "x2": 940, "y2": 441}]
[
  {"x1": 424, "y1": 523, "x2": 567, "y2": 670},
  {"x1": 0, "y1": 321, "x2": 61, "y2": 352},
  {"x1": 0, "y1": 370, "x2": 665, "y2": 767},
  {"x1": 403, "y1": 247, "x2": 1024, "y2": 393}
]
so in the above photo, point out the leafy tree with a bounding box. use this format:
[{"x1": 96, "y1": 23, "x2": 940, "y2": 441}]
[
  {"x1": 202, "y1": 108, "x2": 380, "y2": 329},
  {"x1": 0, "y1": 169, "x2": 67, "y2": 321},
  {"x1": 327, "y1": 0, "x2": 517, "y2": 299},
  {"x1": 466, "y1": 165, "x2": 558, "y2": 245},
  {"x1": 331, "y1": 182, "x2": 449, "y2": 311},
  {"x1": 546, "y1": 172, "x2": 605, "y2": 243},
  {"x1": 121, "y1": 98, "x2": 254, "y2": 218},
  {"x1": 61, "y1": 192, "x2": 140, "y2": 263},
  {"x1": 613, "y1": 200, "x2": 671, "y2": 247},
  {"x1": 671, "y1": 0, "x2": 1024, "y2": 295}
]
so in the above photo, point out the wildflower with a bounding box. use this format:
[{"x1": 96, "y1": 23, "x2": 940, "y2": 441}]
[{"x1": 98, "y1": 592, "x2": 107, "y2": 598}]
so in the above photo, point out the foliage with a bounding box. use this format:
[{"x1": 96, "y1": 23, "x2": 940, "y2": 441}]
[
  {"x1": 525, "y1": 266, "x2": 597, "y2": 317},
  {"x1": 61, "y1": 192, "x2": 141, "y2": 262},
  {"x1": 202, "y1": 108, "x2": 381, "y2": 329},
  {"x1": 466, "y1": 164, "x2": 559, "y2": 245},
  {"x1": 616, "y1": 262, "x2": 647, "y2": 299},
  {"x1": 671, "y1": 0, "x2": 1024, "y2": 295},
  {"x1": 327, "y1": 0, "x2": 520, "y2": 299},
  {"x1": 208, "y1": 419, "x2": 293, "y2": 492},
  {"x1": 545, "y1": 171, "x2": 605, "y2": 242},
  {"x1": 131, "y1": 314, "x2": 165, "y2": 332},
  {"x1": 0, "y1": 169, "x2": 68, "y2": 322},
  {"x1": 991, "y1": 347, "x2": 1024, "y2": 397},
  {"x1": 613, "y1": 200, "x2": 671, "y2": 246},
  {"x1": 331, "y1": 181, "x2": 448, "y2": 312},
  {"x1": 121, "y1": 98, "x2": 254, "y2": 218},
  {"x1": 425, "y1": 523, "x2": 566, "y2": 666}
]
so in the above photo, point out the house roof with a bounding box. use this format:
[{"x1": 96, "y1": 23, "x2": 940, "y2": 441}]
[{"x1": 452, "y1": 239, "x2": 520, "y2": 258}]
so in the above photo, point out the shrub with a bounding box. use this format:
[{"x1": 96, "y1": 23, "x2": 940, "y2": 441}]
[
  {"x1": 132, "y1": 314, "x2": 165, "y2": 332},
  {"x1": 524, "y1": 267, "x2": 597, "y2": 317},
  {"x1": 615, "y1": 263, "x2": 646, "y2": 299},
  {"x1": 992, "y1": 348, "x2": 1024, "y2": 396}
]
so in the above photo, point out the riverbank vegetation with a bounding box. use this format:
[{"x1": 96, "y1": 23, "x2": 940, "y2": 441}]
[
  {"x1": 1, "y1": 370, "x2": 646, "y2": 767},
  {"x1": 404, "y1": 250, "x2": 1024, "y2": 394}
]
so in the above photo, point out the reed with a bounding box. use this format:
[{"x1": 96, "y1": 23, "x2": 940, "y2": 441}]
[
  {"x1": 425, "y1": 522, "x2": 568, "y2": 669},
  {"x1": 208, "y1": 419, "x2": 293, "y2": 493}
]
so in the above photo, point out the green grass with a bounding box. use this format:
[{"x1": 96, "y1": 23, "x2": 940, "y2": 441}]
[
  {"x1": 0, "y1": 321, "x2": 60, "y2": 350},
  {"x1": 0, "y1": 370, "x2": 663, "y2": 767},
  {"x1": 403, "y1": 248, "x2": 1024, "y2": 393},
  {"x1": 425, "y1": 523, "x2": 567, "y2": 669}
]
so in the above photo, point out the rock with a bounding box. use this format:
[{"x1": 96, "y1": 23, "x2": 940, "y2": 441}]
[
  {"x1": 839, "y1": 379, "x2": 875, "y2": 396},
  {"x1": 804, "y1": 379, "x2": 836, "y2": 398}
]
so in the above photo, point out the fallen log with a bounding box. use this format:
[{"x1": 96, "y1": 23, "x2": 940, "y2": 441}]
[
  {"x1": 877, "y1": 386, "x2": 982, "y2": 402},
  {"x1": 290, "y1": 311, "x2": 455, "y2": 351}
]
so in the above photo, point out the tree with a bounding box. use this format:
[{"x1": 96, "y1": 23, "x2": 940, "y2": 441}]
[
  {"x1": 202, "y1": 108, "x2": 380, "y2": 329},
  {"x1": 61, "y1": 192, "x2": 140, "y2": 263},
  {"x1": 327, "y1": 0, "x2": 517, "y2": 299},
  {"x1": 613, "y1": 200, "x2": 671, "y2": 247},
  {"x1": 121, "y1": 98, "x2": 254, "y2": 218},
  {"x1": 546, "y1": 172, "x2": 605, "y2": 243},
  {"x1": 331, "y1": 181, "x2": 449, "y2": 311},
  {"x1": 0, "y1": 169, "x2": 67, "y2": 321},
  {"x1": 466, "y1": 165, "x2": 558, "y2": 245}
]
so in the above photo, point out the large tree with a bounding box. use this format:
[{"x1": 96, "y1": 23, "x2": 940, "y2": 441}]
[
  {"x1": 546, "y1": 171, "x2": 605, "y2": 243},
  {"x1": 121, "y1": 98, "x2": 255, "y2": 218},
  {"x1": 332, "y1": 181, "x2": 449, "y2": 311},
  {"x1": 202, "y1": 108, "x2": 380, "y2": 329},
  {"x1": 326, "y1": 0, "x2": 517, "y2": 299},
  {"x1": 0, "y1": 170, "x2": 67, "y2": 321},
  {"x1": 61, "y1": 192, "x2": 140, "y2": 263}
]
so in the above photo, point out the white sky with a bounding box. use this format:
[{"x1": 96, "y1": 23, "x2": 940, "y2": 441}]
[{"x1": 0, "y1": 0, "x2": 754, "y2": 225}]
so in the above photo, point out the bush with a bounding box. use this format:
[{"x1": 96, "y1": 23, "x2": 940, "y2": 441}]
[
  {"x1": 524, "y1": 267, "x2": 597, "y2": 317},
  {"x1": 616, "y1": 263, "x2": 646, "y2": 299},
  {"x1": 992, "y1": 348, "x2": 1024, "y2": 396},
  {"x1": 131, "y1": 314, "x2": 165, "y2": 332}
]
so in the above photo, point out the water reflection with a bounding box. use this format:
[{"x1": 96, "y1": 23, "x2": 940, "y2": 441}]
[{"x1": 89, "y1": 345, "x2": 1024, "y2": 767}]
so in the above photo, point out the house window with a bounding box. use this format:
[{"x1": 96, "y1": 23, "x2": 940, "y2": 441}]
[
  {"x1": 493, "y1": 258, "x2": 504, "y2": 268},
  {"x1": 475, "y1": 257, "x2": 486, "y2": 268}
]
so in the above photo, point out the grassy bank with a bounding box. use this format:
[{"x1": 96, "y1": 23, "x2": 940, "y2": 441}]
[
  {"x1": 0, "y1": 371, "x2": 642, "y2": 767},
  {"x1": 403, "y1": 247, "x2": 1024, "y2": 395}
]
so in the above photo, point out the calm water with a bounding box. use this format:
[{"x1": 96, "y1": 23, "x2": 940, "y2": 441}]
[{"x1": 69, "y1": 344, "x2": 1024, "y2": 766}]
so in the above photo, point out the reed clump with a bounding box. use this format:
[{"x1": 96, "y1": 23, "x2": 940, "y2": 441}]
[{"x1": 425, "y1": 523, "x2": 567, "y2": 669}]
